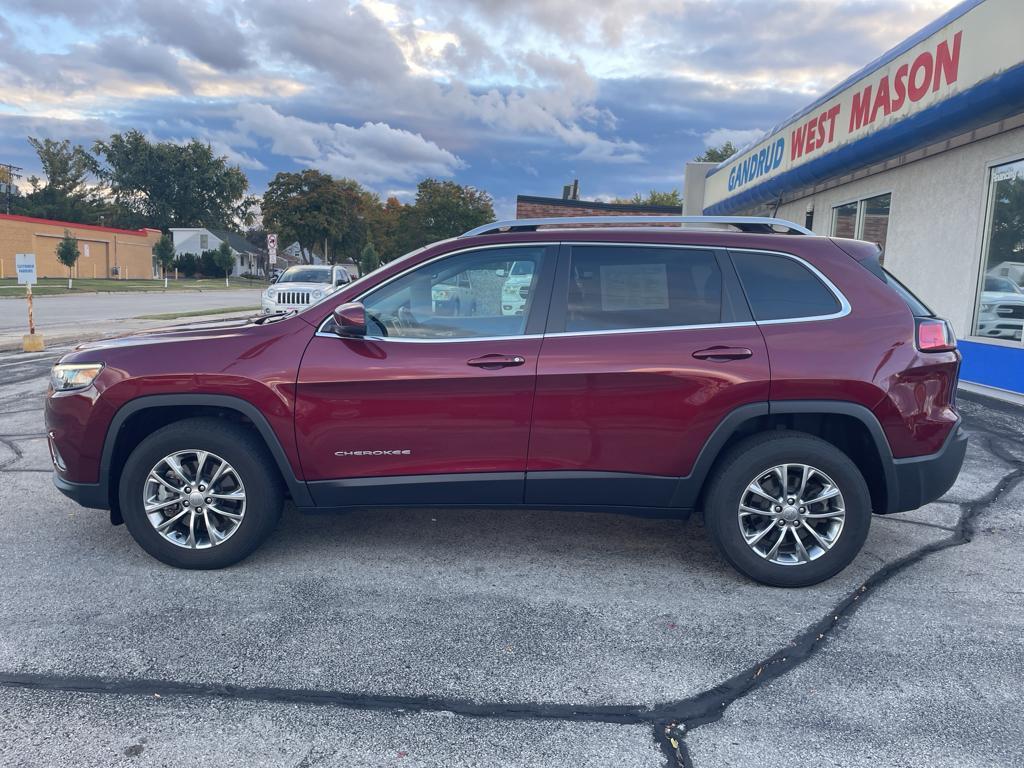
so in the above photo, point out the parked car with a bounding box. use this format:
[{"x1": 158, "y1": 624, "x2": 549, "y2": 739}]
[
  {"x1": 501, "y1": 260, "x2": 535, "y2": 315},
  {"x1": 261, "y1": 265, "x2": 350, "y2": 313},
  {"x1": 47, "y1": 216, "x2": 965, "y2": 586},
  {"x1": 976, "y1": 275, "x2": 1024, "y2": 341},
  {"x1": 431, "y1": 270, "x2": 477, "y2": 316}
]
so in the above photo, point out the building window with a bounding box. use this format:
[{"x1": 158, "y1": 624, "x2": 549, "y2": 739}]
[
  {"x1": 831, "y1": 193, "x2": 892, "y2": 257},
  {"x1": 200, "y1": 234, "x2": 209, "y2": 250},
  {"x1": 974, "y1": 158, "x2": 1024, "y2": 344}
]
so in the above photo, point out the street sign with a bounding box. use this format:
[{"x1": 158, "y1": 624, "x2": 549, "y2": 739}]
[
  {"x1": 15, "y1": 253, "x2": 36, "y2": 285},
  {"x1": 267, "y1": 233, "x2": 278, "y2": 265}
]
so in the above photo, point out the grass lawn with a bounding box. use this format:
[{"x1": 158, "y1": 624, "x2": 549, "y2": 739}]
[
  {"x1": 134, "y1": 305, "x2": 260, "y2": 320},
  {"x1": 0, "y1": 277, "x2": 267, "y2": 298}
]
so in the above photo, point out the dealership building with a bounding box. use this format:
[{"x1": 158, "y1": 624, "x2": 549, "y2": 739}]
[{"x1": 683, "y1": 0, "x2": 1024, "y2": 396}]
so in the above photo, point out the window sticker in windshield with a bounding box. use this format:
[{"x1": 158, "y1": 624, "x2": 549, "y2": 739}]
[{"x1": 599, "y1": 263, "x2": 669, "y2": 312}]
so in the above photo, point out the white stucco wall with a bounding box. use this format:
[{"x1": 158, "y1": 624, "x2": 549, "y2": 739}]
[{"x1": 770, "y1": 125, "x2": 1024, "y2": 339}]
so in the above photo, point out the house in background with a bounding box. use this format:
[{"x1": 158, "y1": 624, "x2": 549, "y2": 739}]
[{"x1": 169, "y1": 227, "x2": 264, "y2": 276}]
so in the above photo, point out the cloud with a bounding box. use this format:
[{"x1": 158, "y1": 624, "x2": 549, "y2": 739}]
[
  {"x1": 702, "y1": 128, "x2": 765, "y2": 150},
  {"x1": 136, "y1": 0, "x2": 251, "y2": 71},
  {"x1": 233, "y1": 104, "x2": 464, "y2": 184}
]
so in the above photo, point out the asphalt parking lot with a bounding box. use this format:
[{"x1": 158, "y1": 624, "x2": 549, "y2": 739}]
[{"x1": 1, "y1": 347, "x2": 1022, "y2": 767}]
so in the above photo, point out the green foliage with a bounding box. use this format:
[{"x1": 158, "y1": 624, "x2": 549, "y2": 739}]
[
  {"x1": 56, "y1": 230, "x2": 80, "y2": 271},
  {"x1": 213, "y1": 241, "x2": 236, "y2": 277},
  {"x1": 93, "y1": 130, "x2": 253, "y2": 231},
  {"x1": 152, "y1": 234, "x2": 176, "y2": 275},
  {"x1": 262, "y1": 169, "x2": 350, "y2": 264},
  {"x1": 989, "y1": 174, "x2": 1024, "y2": 266},
  {"x1": 359, "y1": 241, "x2": 380, "y2": 275},
  {"x1": 395, "y1": 179, "x2": 494, "y2": 254},
  {"x1": 12, "y1": 138, "x2": 104, "y2": 223},
  {"x1": 175, "y1": 252, "x2": 199, "y2": 277},
  {"x1": 613, "y1": 189, "x2": 682, "y2": 207},
  {"x1": 694, "y1": 141, "x2": 739, "y2": 163}
]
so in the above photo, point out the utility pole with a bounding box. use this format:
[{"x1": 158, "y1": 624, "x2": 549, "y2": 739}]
[{"x1": 0, "y1": 163, "x2": 23, "y2": 214}]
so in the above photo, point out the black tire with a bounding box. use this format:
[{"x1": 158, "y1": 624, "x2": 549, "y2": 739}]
[
  {"x1": 118, "y1": 417, "x2": 284, "y2": 569},
  {"x1": 703, "y1": 431, "x2": 871, "y2": 587}
]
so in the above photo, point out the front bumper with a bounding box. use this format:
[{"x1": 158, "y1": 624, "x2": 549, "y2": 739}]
[
  {"x1": 887, "y1": 423, "x2": 968, "y2": 513},
  {"x1": 53, "y1": 472, "x2": 109, "y2": 510}
]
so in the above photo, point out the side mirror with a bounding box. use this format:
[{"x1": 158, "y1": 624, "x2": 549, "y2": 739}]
[
  {"x1": 270, "y1": 275, "x2": 279, "y2": 283},
  {"x1": 332, "y1": 301, "x2": 367, "y2": 337},
  {"x1": 495, "y1": 269, "x2": 507, "y2": 277}
]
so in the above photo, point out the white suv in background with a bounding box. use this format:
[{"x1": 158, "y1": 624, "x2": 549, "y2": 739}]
[
  {"x1": 977, "y1": 275, "x2": 1024, "y2": 341},
  {"x1": 501, "y1": 260, "x2": 535, "y2": 316},
  {"x1": 262, "y1": 265, "x2": 351, "y2": 314}
]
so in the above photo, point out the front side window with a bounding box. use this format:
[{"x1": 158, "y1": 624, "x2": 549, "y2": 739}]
[
  {"x1": 974, "y1": 158, "x2": 1024, "y2": 343},
  {"x1": 732, "y1": 251, "x2": 841, "y2": 321},
  {"x1": 564, "y1": 246, "x2": 721, "y2": 332},
  {"x1": 360, "y1": 246, "x2": 548, "y2": 339}
]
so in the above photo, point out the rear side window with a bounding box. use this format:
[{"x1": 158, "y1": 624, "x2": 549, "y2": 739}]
[
  {"x1": 565, "y1": 246, "x2": 722, "y2": 332},
  {"x1": 731, "y1": 251, "x2": 841, "y2": 321}
]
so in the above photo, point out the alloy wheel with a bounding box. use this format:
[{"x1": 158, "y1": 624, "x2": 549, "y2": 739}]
[
  {"x1": 737, "y1": 463, "x2": 846, "y2": 566},
  {"x1": 142, "y1": 449, "x2": 246, "y2": 549}
]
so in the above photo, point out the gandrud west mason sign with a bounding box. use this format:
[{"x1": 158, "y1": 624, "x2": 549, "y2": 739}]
[{"x1": 702, "y1": 0, "x2": 1024, "y2": 214}]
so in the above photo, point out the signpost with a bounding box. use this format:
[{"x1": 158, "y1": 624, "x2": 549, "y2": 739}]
[
  {"x1": 16, "y1": 254, "x2": 44, "y2": 352},
  {"x1": 267, "y1": 233, "x2": 278, "y2": 269}
]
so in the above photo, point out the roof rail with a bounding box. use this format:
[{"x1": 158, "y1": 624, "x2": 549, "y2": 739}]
[{"x1": 460, "y1": 215, "x2": 814, "y2": 238}]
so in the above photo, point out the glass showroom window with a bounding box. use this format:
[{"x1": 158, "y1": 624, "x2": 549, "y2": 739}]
[
  {"x1": 831, "y1": 194, "x2": 891, "y2": 257},
  {"x1": 974, "y1": 158, "x2": 1024, "y2": 344}
]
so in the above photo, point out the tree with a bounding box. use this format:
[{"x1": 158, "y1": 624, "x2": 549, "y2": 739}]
[
  {"x1": 262, "y1": 170, "x2": 349, "y2": 265},
  {"x1": 395, "y1": 179, "x2": 494, "y2": 255},
  {"x1": 93, "y1": 130, "x2": 253, "y2": 231},
  {"x1": 694, "y1": 141, "x2": 738, "y2": 163},
  {"x1": 13, "y1": 138, "x2": 103, "y2": 223},
  {"x1": 56, "y1": 230, "x2": 79, "y2": 288},
  {"x1": 152, "y1": 234, "x2": 176, "y2": 281},
  {"x1": 613, "y1": 189, "x2": 682, "y2": 207},
  {"x1": 358, "y1": 241, "x2": 380, "y2": 276},
  {"x1": 213, "y1": 242, "x2": 236, "y2": 286}
]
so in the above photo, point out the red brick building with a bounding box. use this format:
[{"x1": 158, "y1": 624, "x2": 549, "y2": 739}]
[{"x1": 516, "y1": 195, "x2": 682, "y2": 220}]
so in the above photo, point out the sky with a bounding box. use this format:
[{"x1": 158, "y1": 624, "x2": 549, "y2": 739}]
[{"x1": 0, "y1": 0, "x2": 961, "y2": 218}]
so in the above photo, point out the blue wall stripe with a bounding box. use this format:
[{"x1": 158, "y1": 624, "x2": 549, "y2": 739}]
[{"x1": 959, "y1": 340, "x2": 1024, "y2": 394}]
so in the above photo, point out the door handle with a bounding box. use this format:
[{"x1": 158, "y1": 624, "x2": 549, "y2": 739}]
[
  {"x1": 692, "y1": 346, "x2": 753, "y2": 362},
  {"x1": 467, "y1": 354, "x2": 527, "y2": 369}
]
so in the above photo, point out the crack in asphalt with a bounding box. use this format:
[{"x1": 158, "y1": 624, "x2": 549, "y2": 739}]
[
  {"x1": 0, "y1": 369, "x2": 1019, "y2": 768},
  {"x1": 665, "y1": 430, "x2": 1024, "y2": 767}
]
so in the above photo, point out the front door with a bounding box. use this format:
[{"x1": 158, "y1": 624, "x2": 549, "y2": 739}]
[
  {"x1": 295, "y1": 244, "x2": 556, "y2": 507},
  {"x1": 526, "y1": 242, "x2": 771, "y2": 507}
]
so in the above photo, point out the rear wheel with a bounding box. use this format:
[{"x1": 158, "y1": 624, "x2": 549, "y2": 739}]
[
  {"x1": 703, "y1": 432, "x2": 871, "y2": 587},
  {"x1": 118, "y1": 418, "x2": 283, "y2": 569}
]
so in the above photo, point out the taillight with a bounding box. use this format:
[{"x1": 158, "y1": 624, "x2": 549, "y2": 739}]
[{"x1": 916, "y1": 318, "x2": 956, "y2": 352}]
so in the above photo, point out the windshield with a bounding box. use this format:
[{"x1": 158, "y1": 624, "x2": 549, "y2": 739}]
[
  {"x1": 279, "y1": 267, "x2": 331, "y2": 284},
  {"x1": 985, "y1": 277, "x2": 1023, "y2": 294}
]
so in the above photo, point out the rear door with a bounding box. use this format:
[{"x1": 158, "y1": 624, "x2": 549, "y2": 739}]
[
  {"x1": 526, "y1": 242, "x2": 771, "y2": 507},
  {"x1": 295, "y1": 244, "x2": 556, "y2": 507}
]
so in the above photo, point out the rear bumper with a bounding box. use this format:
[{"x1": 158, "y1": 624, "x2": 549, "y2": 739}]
[
  {"x1": 886, "y1": 423, "x2": 968, "y2": 513},
  {"x1": 52, "y1": 472, "x2": 109, "y2": 511}
]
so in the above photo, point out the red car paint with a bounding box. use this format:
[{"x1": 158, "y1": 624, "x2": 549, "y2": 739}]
[{"x1": 46, "y1": 226, "x2": 962, "y2": 517}]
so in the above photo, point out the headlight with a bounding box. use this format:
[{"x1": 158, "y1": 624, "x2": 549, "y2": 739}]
[
  {"x1": 435, "y1": 290, "x2": 449, "y2": 300},
  {"x1": 312, "y1": 289, "x2": 324, "y2": 300},
  {"x1": 265, "y1": 288, "x2": 276, "y2": 300},
  {"x1": 980, "y1": 303, "x2": 994, "y2": 313},
  {"x1": 50, "y1": 363, "x2": 104, "y2": 392}
]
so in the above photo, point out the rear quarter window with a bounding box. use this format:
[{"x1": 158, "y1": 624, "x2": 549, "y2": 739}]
[{"x1": 731, "y1": 251, "x2": 842, "y2": 321}]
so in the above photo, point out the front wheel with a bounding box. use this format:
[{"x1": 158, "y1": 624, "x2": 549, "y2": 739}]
[
  {"x1": 703, "y1": 432, "x2": 871, "y2": 587},
  {"x1": 118, "y1": 418, "x2": 283, "y2": 569}
]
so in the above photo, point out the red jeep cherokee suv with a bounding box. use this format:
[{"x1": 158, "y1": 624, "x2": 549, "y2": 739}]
[{"x1": 45, "y1": 216, "x2": 966, "y2": 586}]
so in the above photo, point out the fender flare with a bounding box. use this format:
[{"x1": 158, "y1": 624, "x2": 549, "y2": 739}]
[
  {"x1": 100, "y1": 394, "x2": 312, "y2": 508},
  {"x1": 670, "y1": 400, "x2": 897, "y2": 511}
]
